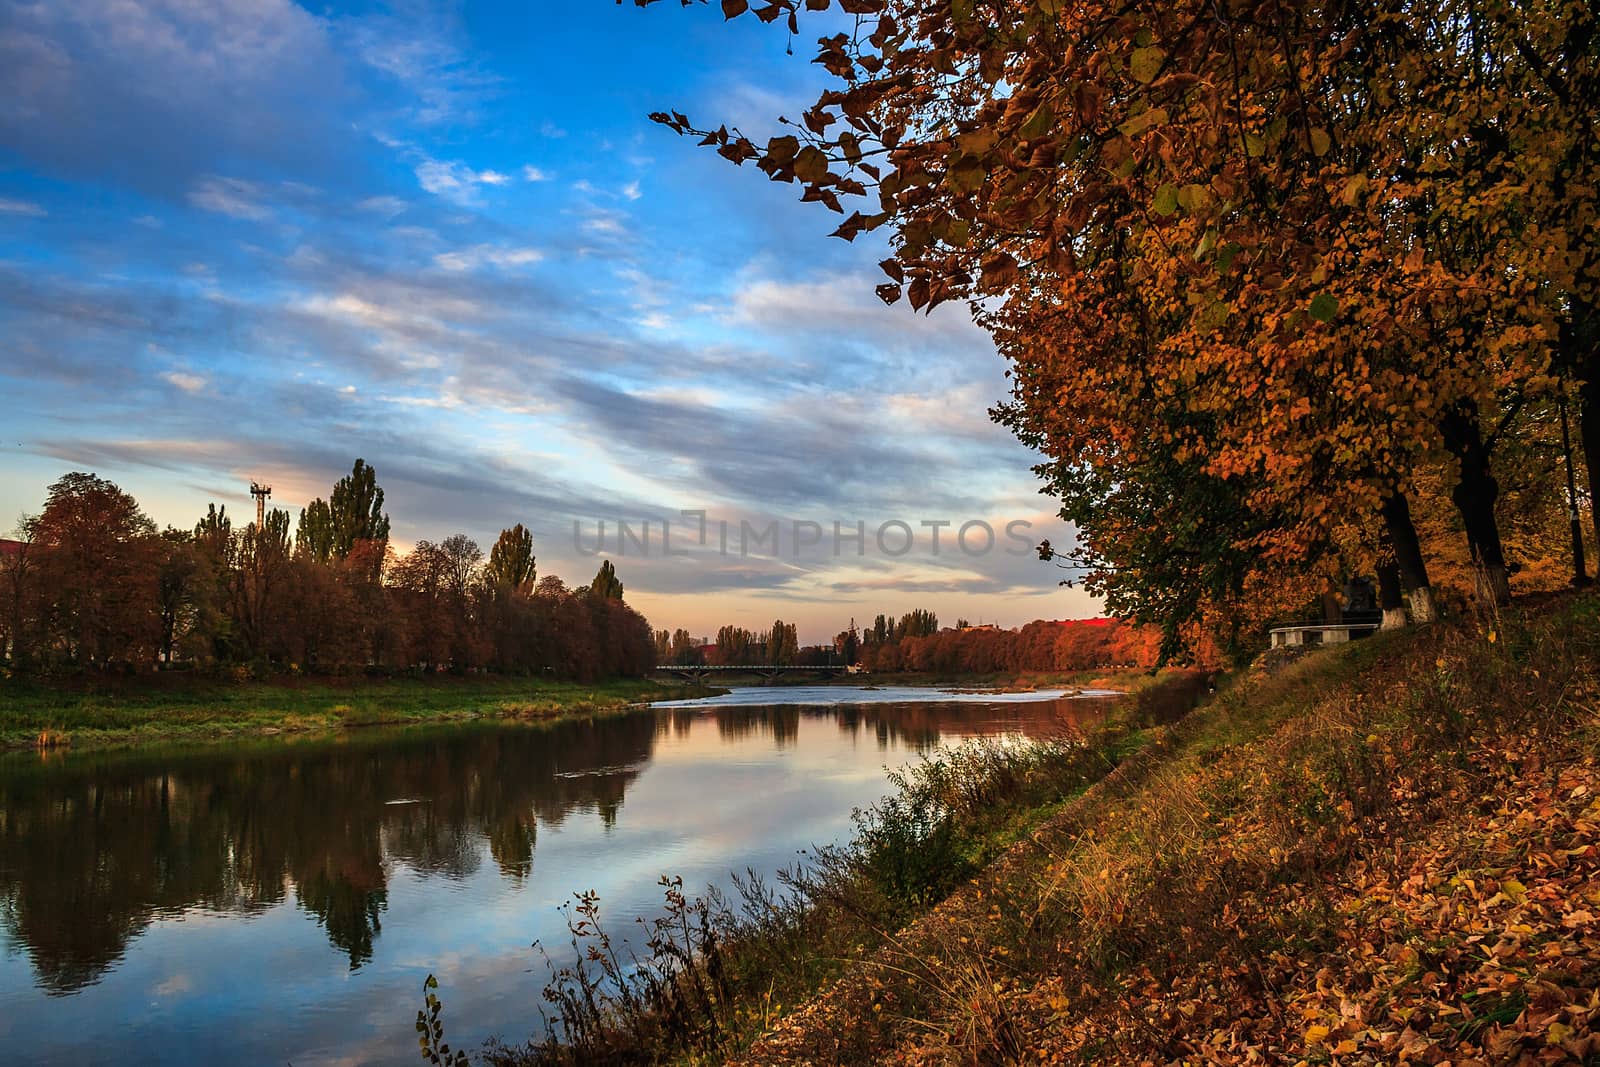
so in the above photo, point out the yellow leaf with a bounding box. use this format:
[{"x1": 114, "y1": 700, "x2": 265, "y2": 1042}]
[
  {"x1": 1130, "y1": 46, "x2": 1164, "y2": 84},
  {"x1": 1118, "y1": 107, "x2": 1168, "y2": 137}
]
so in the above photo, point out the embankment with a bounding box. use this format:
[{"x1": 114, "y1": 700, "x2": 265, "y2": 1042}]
[{"x1": 737, "y1": 596, "x2": 1600, "y2": 1064}]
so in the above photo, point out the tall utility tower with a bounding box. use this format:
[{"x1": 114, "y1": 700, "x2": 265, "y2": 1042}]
[{"x1": 250, "y1": 482, "x2": 272, "y2": 528}]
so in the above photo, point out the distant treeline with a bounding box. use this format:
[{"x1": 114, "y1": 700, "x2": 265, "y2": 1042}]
[
  {"x1": 0, "y1": 463, "x2": 655, "y2": 680},
  {"x1": 855, "y1": 618, "x2": 1166, "y2": 674},
  {"x1": 656, "y1": 608, "x2": 1172, "y2": 674}
]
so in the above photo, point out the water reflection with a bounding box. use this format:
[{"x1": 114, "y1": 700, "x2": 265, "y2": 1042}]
[
  {"x1": 0, "y1": 715, "x2": 657, "y2": 991},
  {"x1": 0, "y1": 689, "x2": 1107, "y2": 1065}
]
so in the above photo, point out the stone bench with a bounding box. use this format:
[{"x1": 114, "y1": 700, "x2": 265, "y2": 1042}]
[{"x1": 1268, "y1": 622, "x2": 1381, "y2": 649}]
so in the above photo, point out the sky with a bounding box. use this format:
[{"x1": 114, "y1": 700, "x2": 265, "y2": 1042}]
[{"x1": 0, "y1": 0, "x2": 1099, "y2": 642}]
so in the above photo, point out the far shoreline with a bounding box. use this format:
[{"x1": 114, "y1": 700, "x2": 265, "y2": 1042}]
[
  {"x1": 0, "y1": 669, "x2": 1154, "y2": 754},
  {"x1": 0, "y1": 673, "x2": 712, "y2": 754}
]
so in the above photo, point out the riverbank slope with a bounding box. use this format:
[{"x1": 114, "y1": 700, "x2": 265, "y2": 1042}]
[
  {"x1": 0, "y1": 674, "x2": 705, "y2": 751},
  {"x1": 727, "y1": 594, "x2": 1600, "y2": 1065}
]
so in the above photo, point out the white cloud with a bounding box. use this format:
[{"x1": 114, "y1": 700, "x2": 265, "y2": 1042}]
[
  {"x1": 433, "y1": 244, "x2": 544, "y2": 272},
  {"x1": 584, "y1": 210, "x2": 628, "y2": 237},
  {"x1": 188, "y1": 176, "x2": 271, "y2": 220},
  {"x1": 621, "y1": 180, "x2": 642, "y2": 201},
  {"x1": 382, "y1": 392, "x2": 462, "y2": 410},
  {"x1": 358, "y1": 195, "x2": 408, "y2": 216},
  {"x1": 300, "y1": 293, "x2": 416, "y2": 332},
  {"x1": 351, "y1": 15, "x2": 498, "y2": 125},
  {"x1": 727, "y1": 270, "x2": 989, "y2": 349},
  {"x1": 523, "y1": 165, "x2": 550, "y2": 182},
  {"x1": 414, "y1": 159, "x2": 515, "y2": 204},
  {"x1": 161, "y1": 371, "x2": 207, "y2": 394},
  {"x1": 0, "y1": 197, "x2": 46, "y2": 217}
]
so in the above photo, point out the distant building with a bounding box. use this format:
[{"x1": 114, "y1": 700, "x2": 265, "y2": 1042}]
[{"x1": 0, "y1": 539, "x2": 24, "y2": 558}]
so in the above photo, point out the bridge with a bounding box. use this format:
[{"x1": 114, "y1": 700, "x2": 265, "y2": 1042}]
[{"x1": 654, "y1": 664, "x2": 855, "y2": 683}]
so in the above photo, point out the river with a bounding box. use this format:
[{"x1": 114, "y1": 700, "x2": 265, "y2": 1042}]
[{"x1": 0, "y1": 685, "x2": 1112, "y2": 1065}]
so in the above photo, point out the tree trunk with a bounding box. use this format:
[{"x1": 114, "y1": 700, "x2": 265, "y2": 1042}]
[
  {"x1": 1376, "y1": 558, "x2": 1407, "y2": 630},
  {"x1": 1567, "y1": 300, "x2": 1600, "y2": 554},
  {"x1": 1381, "y1": 491, "x2": 1436, "y2": 623},
  {"x1": 1441, "y1": 404, "x2": 1512, "y2": 606},
  {"x1": 1579, "y1": 373, "x2": 1600, "y2": 559},
  {"x1": 1321, "y1": 591, "x2": 1344, "y2": 624}
]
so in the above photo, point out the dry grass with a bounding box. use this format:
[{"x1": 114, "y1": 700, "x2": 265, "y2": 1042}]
[{"x1": 731, "y1": 594, "x2": 1600, "y2": 1065}]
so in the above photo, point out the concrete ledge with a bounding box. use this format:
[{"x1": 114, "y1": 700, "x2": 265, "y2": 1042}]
[{"x1": 1268, "y1": 622, "x2": 1381, "y2": 649}]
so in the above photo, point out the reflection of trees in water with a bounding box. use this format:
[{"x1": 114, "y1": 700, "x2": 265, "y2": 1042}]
[
  {"x1": 711, "y1": 706, "x2": 801, "y2": 747},
  {"x1": 0, "y1": 698, "x2": 1099, "y2": 995},
  {"x1": 693, "y1": 697, "x2": 1093, "y2": 753},
  {"x1": 0, "y1": 712, "x2": 658, "y2": 992}
]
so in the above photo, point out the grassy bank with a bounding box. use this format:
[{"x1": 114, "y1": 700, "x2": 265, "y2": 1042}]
[
  {"x1": 442, "y1": 673, "x2": 1207, "y2": 1065},
  {"x1": 451, "y1": 596, "x2": 1599, "y2": 1065},
  {"x1": 0, "y1": 674, "x2": 707, "y2": 751}
]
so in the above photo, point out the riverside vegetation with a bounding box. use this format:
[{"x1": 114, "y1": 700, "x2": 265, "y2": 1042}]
[
  {"x1": 417, "y1": 593, "x2": 1599, "y2": 1065},
  {"x1": 0, "y1": 675, "x2": 698, "y2": 751}
]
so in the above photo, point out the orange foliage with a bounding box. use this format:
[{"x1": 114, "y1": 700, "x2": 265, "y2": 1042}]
[{"x1": 857, "y1": 618, "x2": 1192, "y2": 674}]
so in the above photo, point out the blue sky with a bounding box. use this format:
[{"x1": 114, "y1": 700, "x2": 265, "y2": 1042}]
[{"x1": 0, "y1": 0, "x2": 1097, "y2": 641}]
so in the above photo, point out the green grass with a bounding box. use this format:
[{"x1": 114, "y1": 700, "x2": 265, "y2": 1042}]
[{"x1": 0, "y1": 674, "x2": 711, "y2": 751}]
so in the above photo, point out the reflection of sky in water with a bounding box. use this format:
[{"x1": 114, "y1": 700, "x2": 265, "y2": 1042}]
[{"x1": 0, "y1": 690, "x2": 1104, "y2": 1066}]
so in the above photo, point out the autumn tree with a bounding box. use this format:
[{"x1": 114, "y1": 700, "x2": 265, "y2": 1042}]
[
  {"x1": 31, "y1": 472, "x2": 160, "y2": 668},
  {"x1": 192, "y1": 504, "x2": 235, "y2": 658},
  {"x1": 232, "y1": 508, "x2": 292, "y2": 661},
  {"x1": 902, "y1": 609, "x2": 938, "y2": 639},
  {"x1": 1, "y1": 518, "x2": 38, "y2": 668},
  {"x1": 713, "y1": 625, "x2": 759, "y2": 665},
  {"x1": 5, "y1": 466, "x2": 660, "y2": 681},
  {"x1": 670, "y1": 627, "x2": 700, "y2": 665},
  {"x1": 768, "y1": 619, "x2": 800, "y2": 664},
  {"x1": 391, "y1": 540, "x2": 452, "y2": 668},
  {"x1": 833, "y1": 617, "x2": 861, "y2": 664},
  {"x1": 638, "y1": 0, "x2": 1596, "y2": 642},
  {"x1": 156, "y1": 528, "x2": 206, "y2": 664}
]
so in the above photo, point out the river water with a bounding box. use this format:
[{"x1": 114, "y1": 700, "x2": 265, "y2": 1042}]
[{"x1": 0, "y1": 686, "x2": 1111, "y2": 1065}]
